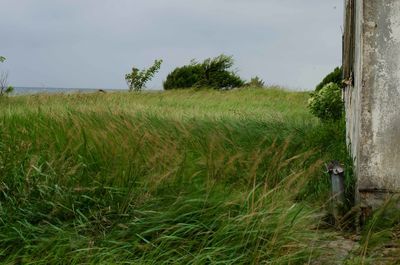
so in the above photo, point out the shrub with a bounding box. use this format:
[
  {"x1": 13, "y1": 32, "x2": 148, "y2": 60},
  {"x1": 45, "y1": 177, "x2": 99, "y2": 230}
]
[
  {"x1": 125, "y1": 59, "x2": 163, "y2": 91},
  {"x1": 308, "y1": 82, "x2": 343, "y2": 121},
  {"x1": 0, "y1": 57, "x2": 13, "y2": 96},
  {"x1": 0, "y1": 72, "x2": 14, "y2": 96},
  {"x1": 163, "y1": 64, "x2": 203, "y2": 89},
  {"x1": 163, "y1": 55, "x2": 244, "y2": 90},
  {"x1": 245, "y1": 76, "x2": 265, "y2": 88},
  {"x1": 315, "y1": 67, "x2": 343, "y2": 92}
]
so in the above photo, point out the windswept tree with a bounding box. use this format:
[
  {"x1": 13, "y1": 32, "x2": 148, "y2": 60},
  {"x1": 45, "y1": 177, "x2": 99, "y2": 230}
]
[
  {"x1": 125, "y1": 59, "x2": 163, "y2": 91},
  {"x1": 197, "y1": 55, "x2": 244, "y2": 89},
  {"x1": 0, "y1": 56, "x2": 5, "y2": 63},
  {"x1": 163, "y1": 55, "x2": 244, "y2": 90}
]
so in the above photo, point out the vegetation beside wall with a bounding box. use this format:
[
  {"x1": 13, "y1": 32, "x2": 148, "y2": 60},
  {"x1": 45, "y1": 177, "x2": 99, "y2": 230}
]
[
  {"x1": 315, "y1": 67, "x2": 343, "y2": 92},
  {"x1": 308, "y1": 82, "x2": 344, "y2": 121},
  {"x1": 308, "y1": 67, "x2": 344, "y2": 122},
  {"x1": 0, "y1": 89, "x2": 397, "y2": 263},
  {"x1": 0, "y1": 88, "x2": 348, "y2": 264}
]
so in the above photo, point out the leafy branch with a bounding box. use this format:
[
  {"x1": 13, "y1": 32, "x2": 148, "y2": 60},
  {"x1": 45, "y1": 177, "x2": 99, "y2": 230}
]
[{"x1": 125, "y1": 59, "x2": 163, "y2": 91}]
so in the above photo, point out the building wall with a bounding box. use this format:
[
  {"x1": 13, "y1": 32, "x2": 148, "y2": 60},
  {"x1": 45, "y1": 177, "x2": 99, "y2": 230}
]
[{"x1": 345, "y1": 0, "x2": 400, "y2": 208}]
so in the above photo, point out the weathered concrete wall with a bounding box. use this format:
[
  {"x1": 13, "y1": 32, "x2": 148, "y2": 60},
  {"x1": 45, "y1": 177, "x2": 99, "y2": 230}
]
[{"x1": 345, "y1": 0, "x2": 400, "y2": 209}]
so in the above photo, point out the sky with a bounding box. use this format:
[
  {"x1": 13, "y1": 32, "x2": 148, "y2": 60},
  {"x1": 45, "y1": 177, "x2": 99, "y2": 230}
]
[{"x1": 0, "y1": 0, "x2": 343, "y2": 90}]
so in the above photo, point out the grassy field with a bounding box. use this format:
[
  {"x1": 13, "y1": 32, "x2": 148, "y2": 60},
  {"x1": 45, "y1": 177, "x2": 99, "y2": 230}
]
[{"x1": 0, "y1": 88, "x2": 398, "y2": 264}]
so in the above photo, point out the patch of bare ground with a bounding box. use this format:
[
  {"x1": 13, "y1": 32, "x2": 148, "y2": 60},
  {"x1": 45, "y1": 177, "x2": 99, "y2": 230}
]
[{"x1": 311, "y1": 234, "x2": 359, "y2": 265}]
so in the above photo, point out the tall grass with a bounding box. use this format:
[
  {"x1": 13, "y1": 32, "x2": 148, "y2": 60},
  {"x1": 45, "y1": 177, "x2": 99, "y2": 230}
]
[{"x1": 0, "y1": 88, "x2": 358, "y2": 264}]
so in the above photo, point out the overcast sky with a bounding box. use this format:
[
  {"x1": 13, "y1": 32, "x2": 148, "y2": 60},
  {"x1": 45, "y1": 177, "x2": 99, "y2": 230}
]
[{"x1": 0, "y1": 0, "x2": 343, "y2": 90}]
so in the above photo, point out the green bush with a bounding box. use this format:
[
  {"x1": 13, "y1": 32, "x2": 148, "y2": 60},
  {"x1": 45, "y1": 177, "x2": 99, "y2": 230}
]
[
  {"x1": 315, "y1": 67, "x2": 343, "y2": 92},
  {"x1": 308, "y1": 82, "x2": 344, "y2": 121},
  {"x1": 163, "y1": 64, "x2": 203, "y2": 89},
  {"x1": 245, "y1": 76, "x2": 265, "y2": 88},
  {"x1": 164, "y1": 55, "x2": 244, "y2": 90}
]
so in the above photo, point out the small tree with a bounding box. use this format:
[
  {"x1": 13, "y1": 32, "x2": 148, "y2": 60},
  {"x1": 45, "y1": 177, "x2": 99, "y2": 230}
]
[
  {"x1": 245, "y1": 76, "x2": 265, "y2": 88},
  {"x1": 0, "y1": 57, "x2": 13, "y2": 96},
  {"x1": 125, "y1": 59, "x2": 163, "y2": 91}
]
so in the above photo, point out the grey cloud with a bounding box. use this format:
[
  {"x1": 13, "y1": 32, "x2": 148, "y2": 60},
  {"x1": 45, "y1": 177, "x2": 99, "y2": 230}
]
[{"x1": 0, "y1": 0, "x2": 343, "y2": 90}]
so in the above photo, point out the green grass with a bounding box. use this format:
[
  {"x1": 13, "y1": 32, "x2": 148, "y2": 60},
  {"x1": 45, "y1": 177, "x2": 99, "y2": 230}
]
[{"x1": 0, "y1": 88, "x2": 396, "y2": 264}]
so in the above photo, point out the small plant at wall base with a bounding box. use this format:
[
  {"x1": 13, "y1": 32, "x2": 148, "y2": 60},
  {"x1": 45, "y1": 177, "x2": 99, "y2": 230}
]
[
  {"x1": 125, "y1": 59, "x2": 163, "y2": 91},
  {"x1": 308, "y1": 82, "x2": 344, "y2": 121}
]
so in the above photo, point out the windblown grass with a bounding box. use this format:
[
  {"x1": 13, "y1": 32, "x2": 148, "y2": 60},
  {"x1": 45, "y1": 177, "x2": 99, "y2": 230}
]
[{"x1": 0, "y1": 88, "x2": 361, "y2": 264}]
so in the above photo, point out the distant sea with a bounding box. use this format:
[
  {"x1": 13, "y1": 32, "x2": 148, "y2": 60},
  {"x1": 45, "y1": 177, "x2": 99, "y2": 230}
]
[{"x1": 12, "y1": 87, "x2": 127, "y2": 95}]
